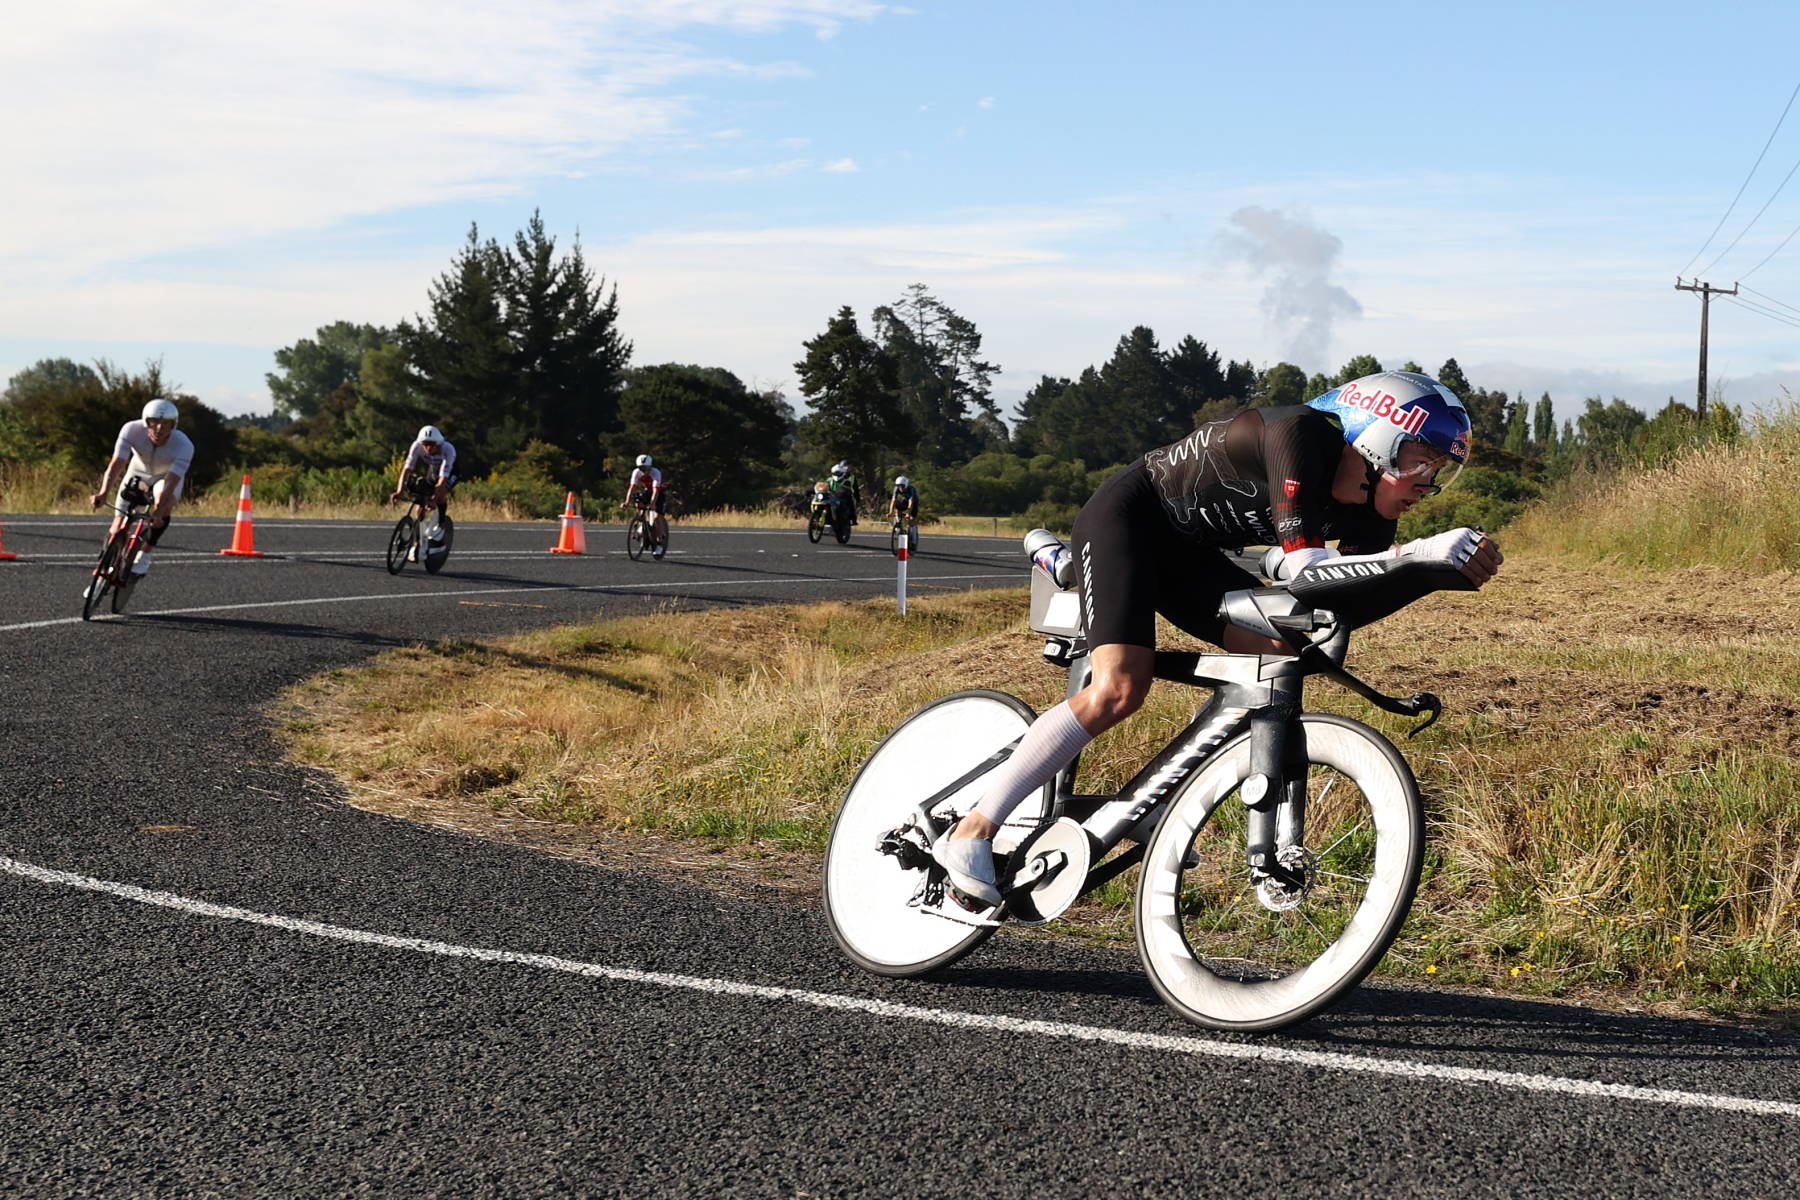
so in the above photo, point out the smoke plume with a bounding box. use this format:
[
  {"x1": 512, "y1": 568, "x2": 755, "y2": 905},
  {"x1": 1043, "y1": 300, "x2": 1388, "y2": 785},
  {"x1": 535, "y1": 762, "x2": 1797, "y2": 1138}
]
[{"x1": 1220, "y1": 206, "x2": 1361, "y2": 371}]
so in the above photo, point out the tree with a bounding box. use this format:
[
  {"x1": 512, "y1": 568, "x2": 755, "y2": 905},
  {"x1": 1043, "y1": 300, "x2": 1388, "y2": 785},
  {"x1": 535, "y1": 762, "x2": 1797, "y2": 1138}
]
[
  {"x1": 1167, "y1": 335, "x2": 1227, "y2": 421},
  {"x1": 267, "y1": 322, "x2": 394, "y2": 419},
  {"x1": 502, "y1": 213, "x2": 631, "y2": 473},
  {"x1": 1332, "y1": 354, "x2": 1383, "y2": 385},
  {"x1": 1223, "y1": 360, "x2": 1257, "y2": 405},
  {"x1": 1011, "y1": 374, "x2": 1071, "y2": 457},
  {"x1": 1436, "y1": 358, "x2": 1472, "y2": 399},
  {"x1": 398, "y1": 226, "x2": 517, "y2": 470},
  {"x1": 871, "y1": 284, "x2": 998, "y2": 465},
  {"x1": 0, "y1": 359, "x2": 230, "y2": 491},
  {"x1": 3, "y1": 358, "x2": 100, "y2": 405},
  {"x1": 612, "y1": 365, "x2": 790, "y2": 510},
  {"x1": 1254, "y1": 362, "x2": 1309, "y2": 409},
  {"x1": 1400, "y1": 360, "x2": 1425, "y2": 374},
  {"x1": 1501, "y1": 394, "x2": 1529, "y2": 455},
  {"x1": 1100, "y1": 326, "x2": 1182, "y2": 452},
  {"x1": 1532, "y1": 393, "x2": 1556, "y2": 455},
  {"x1": 795, "y1": 306, "x2": 914, "y2": 476},
  {"x1": 398, "y1": 215, "x2": 632, "y2": 481}
]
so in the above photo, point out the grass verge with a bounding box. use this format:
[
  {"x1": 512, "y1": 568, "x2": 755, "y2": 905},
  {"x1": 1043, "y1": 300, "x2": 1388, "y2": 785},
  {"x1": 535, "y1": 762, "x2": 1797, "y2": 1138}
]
[{"x1": 280, "y1": 563, "x2": 1800, "y2": 1023}]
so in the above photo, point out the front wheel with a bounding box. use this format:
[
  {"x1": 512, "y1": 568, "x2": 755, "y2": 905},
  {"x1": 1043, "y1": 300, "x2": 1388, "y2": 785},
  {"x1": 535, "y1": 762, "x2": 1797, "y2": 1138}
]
[
  {"x1": 1135, "y1": 714, "x2": 1425, "y2": 1033},
  {"x1": 423, "y1": 513, "x2": 453, "y2": 574},
  {"x1": 807, "y1": 511, "x2": 825, "y2": 544},
  {"x1": 824, "y1": 689, "x2": 1053, "y2": 977},
  {"x1": 82, "y1": 533, "x2": 123, "y2": 621},
  {"x1": 110, "y1": 538, "x2": 143, "y2": 614},
  {"x1": 627, "y1": 517, "x2": 648, "y2": 560},
  {"x1": 889, "y1": 523, "x2": 901, "y2": 556},
  {"x1": 386, "y1": 515, "x2": 416, "y2": 574}
]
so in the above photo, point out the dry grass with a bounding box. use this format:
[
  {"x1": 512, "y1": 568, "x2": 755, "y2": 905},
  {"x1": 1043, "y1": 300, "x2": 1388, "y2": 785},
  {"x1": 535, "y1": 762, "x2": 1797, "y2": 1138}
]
[
  {"x1": 1509, "y1": 409, "x2": 1800, "y2": 571},
  {"x1": 281, "y1": 561, "x2": 1800, "y2": 1019}
]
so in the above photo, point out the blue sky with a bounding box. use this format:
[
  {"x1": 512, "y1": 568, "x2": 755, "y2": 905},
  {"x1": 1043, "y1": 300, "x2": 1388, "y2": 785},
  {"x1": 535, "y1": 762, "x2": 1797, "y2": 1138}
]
[{"x1": 7, "y1": 1, "x2": 1800, "y2": 424}]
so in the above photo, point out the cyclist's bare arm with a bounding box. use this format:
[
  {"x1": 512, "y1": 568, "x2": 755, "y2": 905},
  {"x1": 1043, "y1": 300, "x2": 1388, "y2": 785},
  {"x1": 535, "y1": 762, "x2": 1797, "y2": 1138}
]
[
  {"x1": 390, "y1": 465, "x2": 414, "y2": 503},
  {"x1": 90, "y1": 456, "x2": 129, "y2": 508}
]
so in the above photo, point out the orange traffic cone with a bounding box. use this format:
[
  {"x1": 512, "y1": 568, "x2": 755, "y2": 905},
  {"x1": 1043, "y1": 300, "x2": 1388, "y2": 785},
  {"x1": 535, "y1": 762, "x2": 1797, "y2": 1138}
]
[
  {"x1": 218, "y1": 474, "x2": 266, "y2": 557},
  {"x1": 0, "y1": 514, "x2": 17, "y2": 561},
  {"x1": 550, "y1": 491, "x2": 587, "y2": 554}
]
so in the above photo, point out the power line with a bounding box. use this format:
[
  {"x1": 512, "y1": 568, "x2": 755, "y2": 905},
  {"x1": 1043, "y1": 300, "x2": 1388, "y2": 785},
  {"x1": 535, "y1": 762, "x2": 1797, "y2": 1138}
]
[
  {"x1": 1697, "y1": 152, "x2": 1800, "y2": 277},
  {"x1": 1724, "y1": 295, "x2": 1800, "y2": 331},
  {"x1": 1678, "y1": 79, "x2": 1800, "y2": 276},
  {"x1": 1735, "y1": 216, "x2": 1800, "y2": 281},
  {"x1": 1739, "y1": 283, "x2": 1800, "y2": 315}
]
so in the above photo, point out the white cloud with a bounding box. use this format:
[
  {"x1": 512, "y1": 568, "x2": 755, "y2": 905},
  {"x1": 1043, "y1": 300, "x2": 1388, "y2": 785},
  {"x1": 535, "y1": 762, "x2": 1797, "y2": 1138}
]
[
  {"x1": 0, "y1": 2, "x2": 887, "y2": 269},
  {"x1": 977, "y1": 96, "x2": 996, "y2": 109},
  {"x1": 822, "y1": 158, "x2": 860, "y2": 173}
]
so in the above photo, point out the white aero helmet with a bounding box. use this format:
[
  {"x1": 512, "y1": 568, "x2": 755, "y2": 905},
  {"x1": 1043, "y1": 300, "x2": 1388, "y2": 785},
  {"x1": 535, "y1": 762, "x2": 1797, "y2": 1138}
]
[
  {"x1": 417, "y1": 425, "x2": 445, "y2": 445},
  {"x1": 894, "y1": 475, "x2": 910, "y2": 488},
  {"x1": 142, "y1": 398, "x2": 179, "y2": 424},
  {"x1": 636, "y1": 454, "x2": 653, "y2": 467},
  {"x1": 1306, "y1": 371, "x2": 1472, "y2": 489}
]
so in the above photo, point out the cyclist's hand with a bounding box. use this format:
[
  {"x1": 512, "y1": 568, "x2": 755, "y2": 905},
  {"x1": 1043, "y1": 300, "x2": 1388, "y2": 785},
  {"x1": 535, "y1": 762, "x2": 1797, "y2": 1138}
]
[
  {"x1": 388, "y1": 491, "x2": 403, "y2": 503},
  {"x1": 1462, "y1": 533, "x2": 1503, "y2": 586},
  {"x1": 89, "y1": 492, "x2": 104, "y2": 509},
  {"x1": 149, "y1": 514, "x2": 169, "y2": 530}
]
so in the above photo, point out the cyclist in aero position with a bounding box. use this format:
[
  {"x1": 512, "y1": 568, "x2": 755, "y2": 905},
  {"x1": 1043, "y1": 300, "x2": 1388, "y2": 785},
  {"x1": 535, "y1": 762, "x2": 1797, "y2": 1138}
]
[
  {"x1": 888, "y1": 475, "x2": 921, "y2": 540},
  {"x1": 389, "y1": 425, "x2": 456, "y2": 561},
  {"x1": 87, "y1": 398, "x2": 194, "y2": 589},
  {"x1": 625, "y1": 454, "x2": 668, "y2": 558},
  {"x1": 933, "y1": 370, "x2": 1505, "y2": 906}
]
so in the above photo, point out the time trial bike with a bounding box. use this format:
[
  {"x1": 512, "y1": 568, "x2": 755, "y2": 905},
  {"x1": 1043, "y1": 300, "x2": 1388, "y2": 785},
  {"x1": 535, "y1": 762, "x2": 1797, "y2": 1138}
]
[
  {"x1": 82, "y1": 478, "x2": 159, "y2": 620},
  {"x1": 386, "y1": 480, "x2": 453, "y2": 575},
  {"x1": 823, "y1": 535, "x2": 1472, "y2": 1033},
  {"x1": 625, "y1": 497, "x2": 667, "y2": 560}
]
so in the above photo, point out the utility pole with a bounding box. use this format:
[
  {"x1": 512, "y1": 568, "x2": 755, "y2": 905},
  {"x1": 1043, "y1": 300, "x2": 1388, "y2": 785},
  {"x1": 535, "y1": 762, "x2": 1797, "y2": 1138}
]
[{"x1": 1674, "y1": 278, "x2": 1737, "y2": 419}]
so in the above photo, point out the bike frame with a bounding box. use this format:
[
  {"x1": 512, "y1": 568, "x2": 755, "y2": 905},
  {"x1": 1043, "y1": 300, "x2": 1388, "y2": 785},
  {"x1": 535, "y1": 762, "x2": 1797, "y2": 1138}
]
[
  {"x1": 101, "y1": 484, "x2": 156, "y2": 581},
  {"x1": 916, "y1": 588, "x2": 1440, "y2": 909}
]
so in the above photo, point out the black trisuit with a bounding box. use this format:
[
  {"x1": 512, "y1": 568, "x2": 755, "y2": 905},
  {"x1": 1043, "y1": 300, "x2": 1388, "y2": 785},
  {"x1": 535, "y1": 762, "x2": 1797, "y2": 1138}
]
[{"x1": 1068, "y1": 405, "x2": 1396, "y2": 649}]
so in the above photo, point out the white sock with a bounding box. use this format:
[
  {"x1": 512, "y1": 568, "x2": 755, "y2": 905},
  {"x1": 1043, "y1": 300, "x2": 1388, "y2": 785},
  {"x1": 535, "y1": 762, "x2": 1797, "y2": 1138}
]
[{"x1": 972, "y1": 701, "x2": 1093, "y2": 826}]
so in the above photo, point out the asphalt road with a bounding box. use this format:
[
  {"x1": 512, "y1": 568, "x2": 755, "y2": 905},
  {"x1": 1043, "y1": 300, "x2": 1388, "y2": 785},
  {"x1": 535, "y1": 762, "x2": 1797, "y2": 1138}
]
[{"x1": 0, "y1": 514, "x2": 1794, "y2": 1198}]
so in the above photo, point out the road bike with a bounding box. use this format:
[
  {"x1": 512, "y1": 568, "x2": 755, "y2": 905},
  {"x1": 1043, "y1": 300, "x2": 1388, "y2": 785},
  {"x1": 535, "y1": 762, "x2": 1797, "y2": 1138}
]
[
  {"x1": 625, "y1": 497, "x2": 668, "y2": 561},
  {"x1": 889, "y1": 511, "x2": 919, "y2": 557},
  {"x1": 83, "y1": 478, "x2": 158, "y2": 620},
  {"x1": 823, "y1": 537, "x2": 1472, "y2": 1032},
  {"x1": 386, "y1": 482, "x2": 453, "y2": 575}
]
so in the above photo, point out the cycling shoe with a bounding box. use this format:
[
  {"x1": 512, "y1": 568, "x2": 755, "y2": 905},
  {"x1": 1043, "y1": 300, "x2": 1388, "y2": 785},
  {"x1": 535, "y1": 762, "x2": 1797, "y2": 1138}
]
[{"x1": 933, "y1": 835, "x2": 1001, "y2": 907}]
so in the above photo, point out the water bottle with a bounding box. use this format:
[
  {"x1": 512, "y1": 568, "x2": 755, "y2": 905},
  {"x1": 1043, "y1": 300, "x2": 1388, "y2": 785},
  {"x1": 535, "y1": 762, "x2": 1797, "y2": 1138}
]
[{"x1": 1023, "y1": 528, "x2": 1074, "y2": 588}]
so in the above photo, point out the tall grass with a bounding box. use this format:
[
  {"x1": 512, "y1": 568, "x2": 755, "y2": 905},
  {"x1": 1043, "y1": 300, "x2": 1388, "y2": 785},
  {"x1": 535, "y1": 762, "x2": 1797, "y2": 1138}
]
[{"x1": 1509, "y1": 408, "x2": 1800, "y2": 571}]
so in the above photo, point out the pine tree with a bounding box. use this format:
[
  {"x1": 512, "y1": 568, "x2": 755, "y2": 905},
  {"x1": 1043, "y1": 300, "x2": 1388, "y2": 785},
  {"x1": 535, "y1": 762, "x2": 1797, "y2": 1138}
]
[
  {"x1": 1532, "y1": 393, "x2": 1555, "y2": 453},
  {"x1": 795, "y1": 306, "x2": 915, "y2": 473},
  {"x1": 398, "y1": 226, "x2": 516, "y2": 470}
]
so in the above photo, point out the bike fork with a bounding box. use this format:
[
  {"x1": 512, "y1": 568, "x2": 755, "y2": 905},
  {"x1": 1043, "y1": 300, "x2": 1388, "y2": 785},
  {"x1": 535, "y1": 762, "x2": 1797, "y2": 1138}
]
[{"x1": 1243, "y1": 674, "x2": 1304, "y2": 888}]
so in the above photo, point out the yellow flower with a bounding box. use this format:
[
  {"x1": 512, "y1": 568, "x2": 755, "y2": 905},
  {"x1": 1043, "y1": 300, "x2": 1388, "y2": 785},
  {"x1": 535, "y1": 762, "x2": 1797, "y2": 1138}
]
[
  {"x1": 1510, "y1": 967, "x2": 1521, "y2": 977},
  {"x1": 1426, "y1": 964, "x2": 1439, "y2": 975},
  {"x1": 1671, "y1": 934, "x2": 1683, "y2": 943},
  {"x1": 1675, "y1": 960, "x2": 1686, "y2": 969},
  {"x1": 1535, "y1": 931, "x2": 1547, "y2": 939}
]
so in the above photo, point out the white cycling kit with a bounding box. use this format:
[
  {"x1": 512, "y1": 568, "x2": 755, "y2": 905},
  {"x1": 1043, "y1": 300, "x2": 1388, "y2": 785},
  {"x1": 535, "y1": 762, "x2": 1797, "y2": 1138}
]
[
  {"x1": 111, "y1": 421, "x2": 195, "y2": 500},
  {"x1": 404, "y1": 438, "x2": 457, "y2": 481}
]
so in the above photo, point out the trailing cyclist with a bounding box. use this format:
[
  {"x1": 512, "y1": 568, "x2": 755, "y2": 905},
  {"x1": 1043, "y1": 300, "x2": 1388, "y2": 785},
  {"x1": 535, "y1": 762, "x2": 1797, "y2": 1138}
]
[
  {"x1": 87, "y1": 398, "x2": 193, "y2": 591},
  {"x1": 933, "y1": 371, "x2": 1506, "y2": 906},
  {"x1": 888, "y1": 475, "x2": 920, "y2": 543},
  {"x1": 389, "y1": 425, "x2": 457, "y2": 561},
  {"x1": 624, "y1": 454, "x2": 668, "y2": 558}
]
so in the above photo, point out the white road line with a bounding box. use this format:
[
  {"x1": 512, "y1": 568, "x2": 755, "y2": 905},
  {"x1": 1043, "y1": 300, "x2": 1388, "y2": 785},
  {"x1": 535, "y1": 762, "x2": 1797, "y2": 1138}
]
[
  {"x1": 0, "y1": 572, "x2": 1023, "y2": 633},
  {"x1": 3, "y1": 852, "x2": 1794, "y2": 1121}
]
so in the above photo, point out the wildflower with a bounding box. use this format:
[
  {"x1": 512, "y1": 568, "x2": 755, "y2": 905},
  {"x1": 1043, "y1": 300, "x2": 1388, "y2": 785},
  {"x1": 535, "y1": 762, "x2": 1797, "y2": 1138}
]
[
  {"x1": 1426, "y1": 964, "x2": 1439, "y2": 975},
  {"x1": 1671, "y1": 934, "x2": 1683, "y2": 943},
  {"x1": 1510, "y1": 967, "x2": 1521, "y2": 977}
]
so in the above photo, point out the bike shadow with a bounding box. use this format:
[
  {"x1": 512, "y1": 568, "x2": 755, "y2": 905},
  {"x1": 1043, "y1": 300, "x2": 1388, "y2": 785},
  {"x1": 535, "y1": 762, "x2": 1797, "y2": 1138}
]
[{"x1": 926, "y1": 962, "x2": 1795, "y2": 1059}]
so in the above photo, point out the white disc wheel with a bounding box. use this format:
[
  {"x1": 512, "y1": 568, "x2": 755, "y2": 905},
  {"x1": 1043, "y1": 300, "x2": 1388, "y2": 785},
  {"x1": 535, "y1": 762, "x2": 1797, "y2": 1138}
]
[
  {"x1": 824, "y1": 690, "x2": 1051, "y2": 977},
  {"x1": 1136, "y1": 715, "x2": 1424, "y2": 1032}
]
